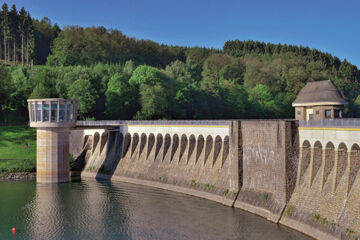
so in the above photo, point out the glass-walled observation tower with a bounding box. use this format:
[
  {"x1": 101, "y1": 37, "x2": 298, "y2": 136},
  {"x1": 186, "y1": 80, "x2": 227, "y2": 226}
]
[{"x1": 27, "y1": 98, "x2": 78, "y2": 183}]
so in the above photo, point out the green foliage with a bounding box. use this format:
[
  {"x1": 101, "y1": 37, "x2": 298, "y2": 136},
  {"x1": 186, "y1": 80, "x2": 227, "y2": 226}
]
[
  {"x1": 29, "y1": 67, "x2": 58, "y2": 99},
  {"x1": 2, "y1": 4, "x2": 360, "y2": 123},
  {"x1": 68, "y1": 77, "x2": 98, "y2": 119},
  {"x1": 220, "y1": 59, "x2": 245, "y2": 85},
  {"x1": 263, "y1": 193, "x2": 268, "y2": 200},
  {"x1": 0, "y1": 64, "x2": 12, "y2": 114},
  {"x1": 86, "y1": 166, "x2": 96, "y2": 172},
  {"x1": 204, "y1": 183, "x2": 215, "y2": 190},
  {"x1": 223, "y1": 189, "x2": 229, "y2": 196},
  {"x1": 249, "y1": 84, "x2": 278, "y2": 118},
  {"x1": 69, "y1": 154, "x2": 75, "y2": 170},
  {"x1": 129, "y1": 65, "x2": 165, "y2": 86},
  {"x1": 321, "y1": 217, "x2": 328, "y2": 225},
  {"x1": 105, "y1": 73, "x2": 138, "y2": 119},
  {"x1": 123, "y1": 60, "x2": 135, "y2": 75},
  {"x1": 130, "y1": 65, "x2": 177, "y2": 119},
  {"x1": 135, "y1": 83, "x2": 169, "y2": 119},
  {"x1": 284, "y1": 205, "x2": 295, "y2": 217},
  {"x1": 201, "y1": 53, "x2": 234, "y2": 95}
]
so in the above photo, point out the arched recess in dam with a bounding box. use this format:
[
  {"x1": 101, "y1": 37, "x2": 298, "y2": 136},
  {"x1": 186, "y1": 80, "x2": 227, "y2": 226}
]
[
  {"x1": 322, "y1": 141, "x2": 335, "y2": 189},
  {"x1": 349, "y1": 143, "x2": 360, "y2": 195},
  {"x1": 310, "y1": 141, "x2": 322, "y2": 186},
  {"x1": 334, "y1": 142, "x2": 348, "y2": 192},
  {"x1": 298, "y1": 140, "x2": 311, "y2": 185},
  {"x1": 187, "y1": 135, "x2": 196, "y2": 163},
  {"x1": 147, "y1": 133, "x2": 155, "y2": 160}
]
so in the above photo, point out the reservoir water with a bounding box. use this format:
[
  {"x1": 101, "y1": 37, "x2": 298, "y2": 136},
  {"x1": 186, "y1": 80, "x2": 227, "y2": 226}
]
[{"x1": 0, "y1": 180, "x2": 311, "y2": 240}]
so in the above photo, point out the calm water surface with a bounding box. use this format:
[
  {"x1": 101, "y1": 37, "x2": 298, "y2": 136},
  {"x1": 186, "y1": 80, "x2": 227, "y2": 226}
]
[{"x1": 0, "y1": 180, "x2": 311, "y2": 240}]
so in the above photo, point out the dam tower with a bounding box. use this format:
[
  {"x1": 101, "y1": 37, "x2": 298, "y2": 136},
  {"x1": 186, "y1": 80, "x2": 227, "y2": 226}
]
[{"x1": 27, "y1": 98, "x2": 78, "y2": 183}]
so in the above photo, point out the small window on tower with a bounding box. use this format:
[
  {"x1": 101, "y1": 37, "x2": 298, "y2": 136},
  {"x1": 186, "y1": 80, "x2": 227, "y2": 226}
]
[
  {"x1": 297, "y1": 111, "x2": 301, "y2": 115},
  {"x1": 325, "y1": 110, "x2": 331, "y2": 118},
  {"x1": 316, "y1": 111, "x2": 319, "y2": 115}
]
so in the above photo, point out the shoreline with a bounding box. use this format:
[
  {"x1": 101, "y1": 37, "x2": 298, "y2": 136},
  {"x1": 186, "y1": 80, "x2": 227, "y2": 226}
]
[{"x1": 0, "y1": 172, "x2": 36, "y2": 181}]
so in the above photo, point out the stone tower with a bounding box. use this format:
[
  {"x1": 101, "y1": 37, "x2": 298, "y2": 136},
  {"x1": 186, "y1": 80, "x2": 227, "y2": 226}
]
[
  {"x1": 27, "y1": 98, "x2": 78, "y2": 183},
  {"x1": 292, "y1": 80, "x2": 347, "y2": 121}
]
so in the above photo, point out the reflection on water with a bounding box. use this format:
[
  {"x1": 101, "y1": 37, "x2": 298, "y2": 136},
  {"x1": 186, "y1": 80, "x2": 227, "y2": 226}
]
[{"x1": 0, "y1": 180, "x2": 311, "y2": 240}]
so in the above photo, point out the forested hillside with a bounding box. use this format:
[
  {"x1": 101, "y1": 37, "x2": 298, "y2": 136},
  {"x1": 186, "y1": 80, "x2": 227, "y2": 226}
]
[{"x1": 1, "y1": 2, "x2": 360, "y2": 124}]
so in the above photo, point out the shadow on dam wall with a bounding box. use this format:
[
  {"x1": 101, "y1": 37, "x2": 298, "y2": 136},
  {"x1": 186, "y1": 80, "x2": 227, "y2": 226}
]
[{"x1": 69, "y1": 120, "x2": 360, "y2": 240}]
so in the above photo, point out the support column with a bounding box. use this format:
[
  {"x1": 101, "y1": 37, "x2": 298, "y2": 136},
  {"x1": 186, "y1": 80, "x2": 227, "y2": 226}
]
[
  {"x1": 229, "y1": 120, "x2": 241, "y2": 192},
  {"x1": 36, "y1": 128, "x2": 70, "y2": 183},
  {"x1": 346, "y1": 151, "x2": 352, "y2": 195},
  {"x1": 308, "y1": 147, "x2": 315, "y2": 187},
  {"x1": 320, "y1": 147, "x2": 326, "y2": 190},
  {"x1": 332, "y1": 150, "x2": 339, "y2": 193},
  {"x1": 296, "y1": 146, "x2": 303, "y2": 186}
]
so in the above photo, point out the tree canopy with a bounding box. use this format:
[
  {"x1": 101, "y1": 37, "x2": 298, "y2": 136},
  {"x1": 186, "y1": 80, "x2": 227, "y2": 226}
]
[{"x1": 1, "y1": 2, "x2": 360, "y2": 123}]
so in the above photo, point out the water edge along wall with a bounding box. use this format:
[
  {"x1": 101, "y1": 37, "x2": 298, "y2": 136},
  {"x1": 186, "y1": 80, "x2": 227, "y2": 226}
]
[{"x1": 69, "y1": 120, "x2": 360, "y2": 240}]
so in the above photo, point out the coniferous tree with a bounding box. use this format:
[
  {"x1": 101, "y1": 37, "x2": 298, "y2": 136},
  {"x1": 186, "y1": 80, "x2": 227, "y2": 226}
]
[
  {"x1": 1, "y1": 3, "x2": 9, "y2": 63},
  {"x1": 9, "y1": 4, "x2": 18, "y2": 64}
]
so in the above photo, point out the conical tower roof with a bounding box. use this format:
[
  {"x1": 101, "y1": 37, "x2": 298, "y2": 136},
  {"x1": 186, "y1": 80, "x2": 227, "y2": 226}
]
[{"x1": 292, "y1": 80, "x2": 347, "y2": 107}]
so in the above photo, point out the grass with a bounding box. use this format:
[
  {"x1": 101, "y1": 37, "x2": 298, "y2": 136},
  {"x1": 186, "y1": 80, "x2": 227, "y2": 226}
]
[
  {"x1": 204, "y1": 183, "x2": 215, "y2": 190},
  {"x1": 264, "y1": 193, "x2": 269, "y2": 200},
  {"x1": 284, "y1": 205, "x2": 295, "y2": 217},
  {"x1": 0, "y1": 126, "x2": 36, "y2": 174},
  {"x1": 86, "y1": 166, "x2": 96, "y2": 172}
]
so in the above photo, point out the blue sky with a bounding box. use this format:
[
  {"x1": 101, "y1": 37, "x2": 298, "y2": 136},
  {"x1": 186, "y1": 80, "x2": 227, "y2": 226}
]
[{"x1": 5, "y1": 0, "x2": 360, "y2": 67}]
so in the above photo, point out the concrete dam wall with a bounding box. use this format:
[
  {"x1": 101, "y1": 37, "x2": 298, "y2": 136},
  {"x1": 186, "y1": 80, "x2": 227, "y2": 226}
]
[
  {"x1": 70, "y1": 120, "x2": 240, "y2": 206},
  {"x1": 69, "y1": 120, "x2": 360, "y2": 239}
]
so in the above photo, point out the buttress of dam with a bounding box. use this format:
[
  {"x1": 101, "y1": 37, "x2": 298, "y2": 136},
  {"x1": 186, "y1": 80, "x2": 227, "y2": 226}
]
[{"x1": 80, "y1": 130, "x2": 230, "y2": 172}]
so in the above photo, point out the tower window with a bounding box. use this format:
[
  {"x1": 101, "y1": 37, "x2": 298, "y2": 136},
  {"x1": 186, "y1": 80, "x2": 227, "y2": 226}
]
[{"x1": 325, "y1": 110, "x2": 331, "y2": 118}]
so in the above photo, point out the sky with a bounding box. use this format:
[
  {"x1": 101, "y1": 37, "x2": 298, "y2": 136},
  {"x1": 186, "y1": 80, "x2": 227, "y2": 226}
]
[{"x1": 4, "y1": 0, "x2": 360, "y2": 67}]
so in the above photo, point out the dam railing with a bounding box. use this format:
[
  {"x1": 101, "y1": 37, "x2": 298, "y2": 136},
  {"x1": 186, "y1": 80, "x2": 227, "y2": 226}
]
[
  {"x1": 299, "y1": 118, "x2": 360, "y2": 128},
  {"x1": 76, "y1": 120, "x2": 231, "y2": 127}
]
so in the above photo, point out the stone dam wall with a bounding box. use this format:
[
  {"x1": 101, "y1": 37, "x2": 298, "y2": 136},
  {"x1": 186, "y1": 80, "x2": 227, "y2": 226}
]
[{"x1": 69, "y1": 120, "x2": 360, "y2": 240}]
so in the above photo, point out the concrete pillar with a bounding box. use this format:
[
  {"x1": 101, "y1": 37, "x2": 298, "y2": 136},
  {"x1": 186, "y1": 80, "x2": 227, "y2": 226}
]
[
  {"x1": 296, "y1": 146, "x2": 303, "y2": 186},
  {"x1": 320, "y1": 147, "x2": 326, "y2": 190},
  {"x1": 229, "y1": 120, "x2": 241, "y2": 192},
  {"x1": 308, "y1": 147, "x2": 315, "y2": 187},
  {"x1": 346, "y1": 151, "x2": 352, "y2": 195},
  {"x1": 332, "y1": 151, "x2": 339, "y2": 193},
  {"x1": 36, "y1": 128, "x2": 70, "y2": 183}
]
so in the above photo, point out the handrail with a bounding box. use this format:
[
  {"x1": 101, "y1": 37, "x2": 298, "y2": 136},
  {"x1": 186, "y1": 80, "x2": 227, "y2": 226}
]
[{"x1": 299, "y1": 119, "x2": 360, "y2": 128}]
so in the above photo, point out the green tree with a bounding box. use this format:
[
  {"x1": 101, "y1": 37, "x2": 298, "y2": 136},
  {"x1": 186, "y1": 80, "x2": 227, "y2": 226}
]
[
  {"x1": 68, "y1": 78, "x2": 98, "y2": 119},
  {"x1": 201, "y1": 53, "x2": 234, "y2": 95},
  {"x1": 123, "y1": 60, "x2": 135, "y2": 76},
  {"x1": 248, "y1": 84, "x2": 278, "y2": 118},
  {"x1": 1, "y1": 3, "x2": 9, "y2": 63},
  {"x1": 130, "y1": 65, "x2": 175, "y2": 119},
  {"x1": 29, "y1": 67, "x2": 57, "y2": 98},
  {"x1": 0, "y1": 64, "x2": 11, "y2": 113},
  {"x1": 105, "y1": 73, "x2": 138, "y2": 119},
  {"x1": 219, "y1": 59, "x2": 245, "y2": 85},
  {"x1": 8, "y1": 66, "x2": 32, "y2": 112},
  {"x1": 129, "y1": 65, "x2": 166, "y2": 85}
]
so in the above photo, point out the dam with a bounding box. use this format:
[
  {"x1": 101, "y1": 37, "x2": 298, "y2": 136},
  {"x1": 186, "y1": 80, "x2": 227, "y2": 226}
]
[{"x1": 26, "y1": 80, "x2": 360, "y2": 239}]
